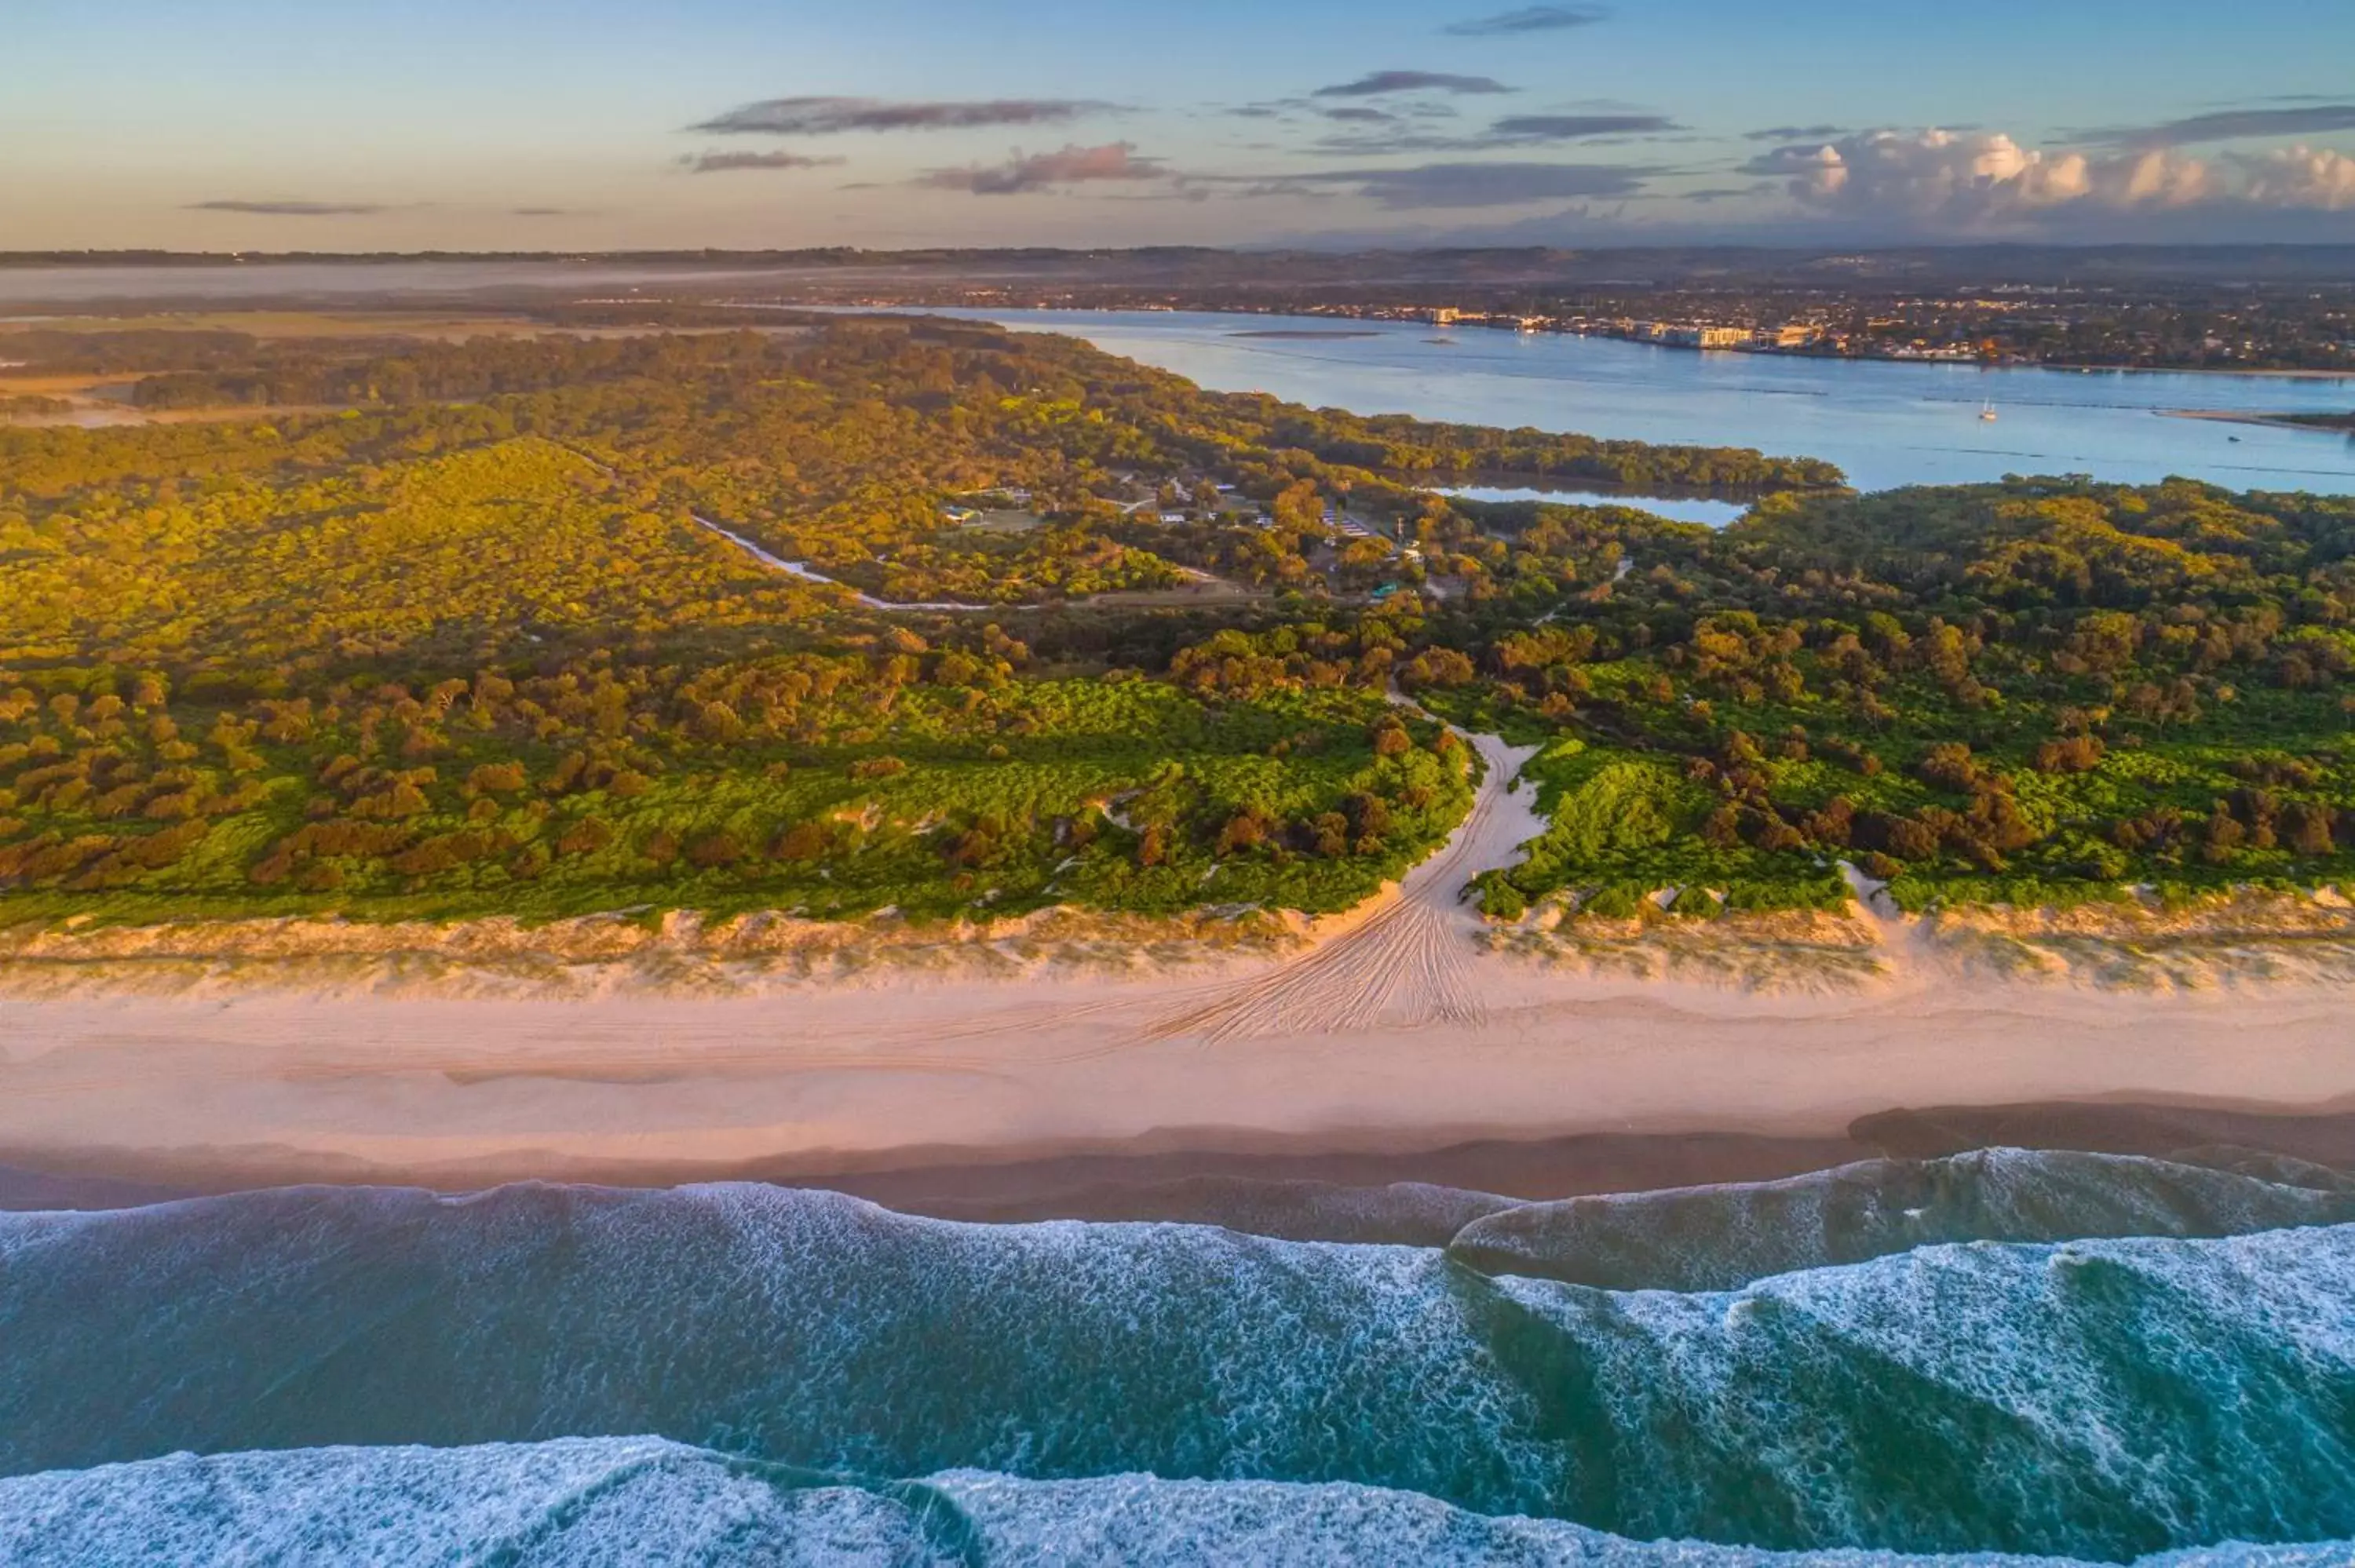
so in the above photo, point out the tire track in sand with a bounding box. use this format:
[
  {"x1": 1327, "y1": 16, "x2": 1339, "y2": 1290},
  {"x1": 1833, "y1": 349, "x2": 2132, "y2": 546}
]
[
  {"x1": 1145, "y1": 726, "x2": 1541, "y2": 1045},
  {"x1": 0, "y1": 734, "x2": 1541, "y2": 1106}
]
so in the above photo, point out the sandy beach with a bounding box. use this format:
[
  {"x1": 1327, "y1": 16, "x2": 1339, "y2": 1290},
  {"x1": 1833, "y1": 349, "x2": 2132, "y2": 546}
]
[
  {"x1": 6, "y1": 953, "x2": 2352, "y2": 1193},
  {"x1": 5, "y1": 727, "x2": 2355, "y2": 1198}
]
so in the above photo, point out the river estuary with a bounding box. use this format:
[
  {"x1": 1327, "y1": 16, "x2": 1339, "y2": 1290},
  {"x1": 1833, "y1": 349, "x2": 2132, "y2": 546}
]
[{"x1": 933, "y1": 307, "x2": 2355, "y2": 498}]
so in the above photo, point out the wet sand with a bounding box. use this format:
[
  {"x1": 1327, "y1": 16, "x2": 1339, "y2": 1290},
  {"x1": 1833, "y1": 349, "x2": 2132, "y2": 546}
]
[{"x1": 5, "y1": 960, "x2": 2352, "y2": 1201}]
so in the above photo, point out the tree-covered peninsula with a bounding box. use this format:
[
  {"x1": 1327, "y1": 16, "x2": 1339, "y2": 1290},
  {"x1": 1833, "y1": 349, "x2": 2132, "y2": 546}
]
[{"x1": 3, "y1": 315, "x2": 2352, "y2": 932}]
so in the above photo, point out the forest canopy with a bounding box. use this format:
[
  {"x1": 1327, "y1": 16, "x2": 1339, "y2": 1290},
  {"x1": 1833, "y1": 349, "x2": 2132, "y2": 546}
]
[{"x1": 3, "y1": 315, "x2": 2353, "y2": 928}]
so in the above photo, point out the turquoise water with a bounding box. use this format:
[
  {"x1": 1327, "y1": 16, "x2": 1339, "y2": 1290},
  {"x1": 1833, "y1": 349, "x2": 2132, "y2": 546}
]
[
  {"x1": 933, "y1": 309, "x2": 2355, "y2": 497},
  {"x1": 5, "y1": 1151, "x2": 2355, "y2": 1563}
]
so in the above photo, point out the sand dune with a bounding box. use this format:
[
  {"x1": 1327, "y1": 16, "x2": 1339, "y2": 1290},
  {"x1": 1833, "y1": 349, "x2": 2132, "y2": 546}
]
[
  {"x1": 1148, "y1": 731, "x2": 1539, "y2": 1041},
  {"x1": 3, "y1": 731, "x2": 2354, "y2": 1192}
]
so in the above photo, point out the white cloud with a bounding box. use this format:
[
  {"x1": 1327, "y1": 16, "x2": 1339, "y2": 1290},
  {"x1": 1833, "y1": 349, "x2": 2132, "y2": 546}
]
[
  {"x1": 2087, "y1": 147, "x2": 2218, "y2": 209},
  {"x1": 1745, "y1": 129, "x2": 2222, "y2": 227},
  {"x1": 2237, "y1": 145, "x2": 2355, "y2": 211}
]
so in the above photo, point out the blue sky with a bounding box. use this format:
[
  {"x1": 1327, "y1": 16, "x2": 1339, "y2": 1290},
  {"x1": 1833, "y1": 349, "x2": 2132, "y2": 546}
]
[{"x1": 6, "y1": 0, "x2": 2353, "y2": 249}]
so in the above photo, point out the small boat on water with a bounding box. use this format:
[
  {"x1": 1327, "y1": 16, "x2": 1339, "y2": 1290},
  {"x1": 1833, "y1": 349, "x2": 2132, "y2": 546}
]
[{"x1": 1978, "y1": 400, "x2": 1998, "y2": 421}]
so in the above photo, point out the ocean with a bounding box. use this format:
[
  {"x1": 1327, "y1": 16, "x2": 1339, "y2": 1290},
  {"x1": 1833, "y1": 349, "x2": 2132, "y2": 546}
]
[{"x1": 4, "y1": 1150, "x2": 2353, "y2": 1564}]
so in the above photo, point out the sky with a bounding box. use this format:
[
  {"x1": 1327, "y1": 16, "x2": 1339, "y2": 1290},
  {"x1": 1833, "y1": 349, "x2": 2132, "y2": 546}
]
[{"x1": 5, "y1": 0, "x2": 2355, "y2": 251}]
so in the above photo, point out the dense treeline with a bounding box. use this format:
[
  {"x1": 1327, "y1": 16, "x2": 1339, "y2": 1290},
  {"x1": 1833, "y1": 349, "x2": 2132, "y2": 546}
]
[
  {"x1": 5, "y1": 315, "x2": 2354, "y2": 928},
  {"x1": 123, "y1": 332, "x2": 743, "y2": 410},
  {"x1": 1429, "y1": 479, "x2": 2355, "y2": 916},
  {"x1": 1256, "y1": 407, "x2": 1841, "y2": 493},
  {"x1": 0, "y1": 439, "x2": 831, "y2": 669},
  {"x1": 0, "y1": 322, "x2": 1506, "y2": 920},
  {"x1": 0, "y1": 637, "x2": 1470, "y2": 924},
  {"x1": 7, "y1": 328, "x2": 330, "y2": 377},
  {"x1": 8, "y1": 320, "x2": 1836, "y2": 609}
]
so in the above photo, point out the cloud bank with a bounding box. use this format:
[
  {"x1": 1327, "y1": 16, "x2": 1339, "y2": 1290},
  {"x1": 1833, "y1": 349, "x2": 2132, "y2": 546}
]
[
  {"x1": 1304, "y1": 108, "x2": 1676, "y2": 156},
  {"x1": 1743, "y1": 126, "x2": 2355, "y2": 230},
  {"x1": 1313, "y1": 71, "x2": 1513, "y2": 98},
  {"x1": 2238, "y1": 144, "x2": 2355, "y2": 210},
  {"x1": 186, "y1": 200, "x2": 385, "y2": 216},
  {"x1": 687, "y1": 151, "x2": 848, "y2": 174},
  {"x1": 1744, "y1": 123, "x2": 1847, "y2": 142},
  {"x1": 1487, "y1": 113, "x2": 1674, "y2": 140},
  {"x1": 2090, "y1": 104, "x2": 2355, "y2": 148},
  {"x1": 1268, "y1": 160, "x2": 1646, "y2": 209}
]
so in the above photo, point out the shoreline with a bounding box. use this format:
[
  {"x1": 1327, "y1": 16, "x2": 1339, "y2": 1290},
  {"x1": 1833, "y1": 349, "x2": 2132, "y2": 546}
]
[
  {"x1": 1017, "y1": 304, "x2": 2355, "y2": 381},
  {"x1": 4, "y1": 949, "x2": 2351, "y2": 1200},
  {"x1": 2053, "y1": 361, "x2": 2355, "y2": 381},
  {"x1": 4, "y1": 731, "x2": 2352, "y2": 1205},
  {"x1": 5, "y1": 1088, "x2": 2353, "y2": 1214}
]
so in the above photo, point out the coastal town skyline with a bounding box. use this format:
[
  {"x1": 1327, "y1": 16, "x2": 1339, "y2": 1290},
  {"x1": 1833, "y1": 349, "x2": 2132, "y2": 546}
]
[{"x1": 9, "y1": 0, "x2": 2355, "y2": 251}]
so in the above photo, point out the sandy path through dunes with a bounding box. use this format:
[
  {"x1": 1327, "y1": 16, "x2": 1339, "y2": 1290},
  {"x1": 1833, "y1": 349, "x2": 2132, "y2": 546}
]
[
  {"x1": 1148, "y1": 731, "x2": 1541, "y2": 1041},
  {"x1": 7, "y1": 732, "x2": 2355, "y2": 1187}
]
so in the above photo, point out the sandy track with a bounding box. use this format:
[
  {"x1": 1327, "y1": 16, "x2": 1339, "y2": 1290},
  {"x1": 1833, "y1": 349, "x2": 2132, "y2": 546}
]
[
  {"x1": 1147, "y1": 731, "x2": 1540, "y2": 1042},
  {"x1": 692, "y1": 514, "x2": 1013, "y2": 612}
]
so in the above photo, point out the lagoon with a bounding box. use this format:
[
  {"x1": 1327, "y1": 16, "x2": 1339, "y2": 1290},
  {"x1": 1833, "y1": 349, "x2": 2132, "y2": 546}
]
[{"x1": 937, "y1": 308, "x2": 2355, "y2": 497}]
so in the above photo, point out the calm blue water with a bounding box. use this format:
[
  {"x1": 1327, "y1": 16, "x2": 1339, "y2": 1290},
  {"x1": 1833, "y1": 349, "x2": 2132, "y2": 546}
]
[
  {"x1": 939, "y1": 308, "x2": 2355, "y2": 496},
  {"x1": 1437, "y1": 484, "x2": 1751, "y2": 525}
]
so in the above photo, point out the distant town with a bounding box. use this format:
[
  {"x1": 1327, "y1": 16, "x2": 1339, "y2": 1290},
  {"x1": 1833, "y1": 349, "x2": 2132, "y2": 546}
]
[
  {"x1": 801, "y1": 286, "x2": 2355, "y2": 374},
  {"x1": 1294, "y1": 304, "x2": 1890, "y2": 360},
  {"x1": 1259, "y1": 294, "x2": 2355, "y2": 370},
  {"x1": 9, "y1": 245, "x2": 2355, "y2": 376}
]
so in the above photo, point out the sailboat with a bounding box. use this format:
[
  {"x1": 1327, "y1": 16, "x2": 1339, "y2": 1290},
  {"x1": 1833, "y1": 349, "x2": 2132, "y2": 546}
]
[{"x1": 1978, "y1": 399, "x2": 1998, "y2": 422}]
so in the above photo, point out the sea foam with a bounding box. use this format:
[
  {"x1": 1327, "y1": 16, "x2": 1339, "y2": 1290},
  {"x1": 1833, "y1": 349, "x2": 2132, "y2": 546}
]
[
  {"x1": 1447, "y1": 1148, "x2": 2355, "y2": 1290},
  {"x1": 2, "y1": 1159, "x2": 2350, "y2": 1558},
  {"x1": 6, "y1": 1439, "x2": 2355, "y2": 1567}
]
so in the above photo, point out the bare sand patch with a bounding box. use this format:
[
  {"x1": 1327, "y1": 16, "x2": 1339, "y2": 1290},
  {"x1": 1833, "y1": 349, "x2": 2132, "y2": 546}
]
[
  {"x1": 1144, "y1": 730, "x2": 1542, "y2": 1041},
  {"x1": 0, "y1": 904, "x2": 1295, "y2": 1001},
  {"x1": 4, "y1": 957, "x2": 2351, "y2": 1194}
]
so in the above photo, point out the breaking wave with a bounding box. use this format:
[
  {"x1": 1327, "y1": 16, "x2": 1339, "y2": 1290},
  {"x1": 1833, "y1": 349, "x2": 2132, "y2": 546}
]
[
  {"x1": 2, "y1": 1151, "x2": 2352, "y2": 1559},
  {"x1": 5, "y1": 1438, "x2": 2355, "y2": 1568},
  {"x1": 1446, "y1": 1147, "x2": 2355, "y2": 1290}
]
